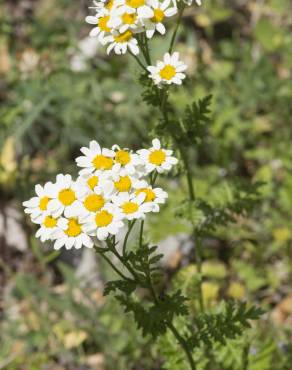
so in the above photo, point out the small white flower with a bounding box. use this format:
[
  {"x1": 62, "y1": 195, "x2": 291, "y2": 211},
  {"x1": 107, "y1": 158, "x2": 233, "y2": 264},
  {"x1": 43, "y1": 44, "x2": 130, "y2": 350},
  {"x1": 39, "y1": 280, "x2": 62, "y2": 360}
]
[
  {"x1": 53, "y1": 216, "x2": 93, "y2": 250},
  {"x1": 112, "y1": 192, "x2": 153, "y2": 220},
  {"x1": 137, "y1": 138, "x2": 178, "y2": 173},
  {"x1": 34, "y1": 213, "x2": 60, "y2": 242},
  {"x1": 147, "y1": 52, "x2": 187, "y2": 87},
  {"x1": 107, "y1": 8, "x2": 142, "y2": 33},
  {"x1": 144, "y1": 0, "x2": 177, "y2": 39},
  {"x1": 118, "y1": 0, "x2": 154, "y2": 19},
  {"x1": 84, "y1": 203, "x2": 124, "y2": 240},
  {"x1": 23, "y1": 182, "x2": 55, "y2": 221},
  {"x1": 133, "y1": 179, "x2": 168, "y2": 212},
  {"x1": 76, "y1": 171, "x2": 109, "y2": 193},
  {"x1": 67, "y1": 181, "x2": 114, "y2": 218},
  {"x1": 105, "y1": 30, "x2": 139, "y2": 55},
  {"x1": 112, "y1": 145, "x2": 141, "y2": 174},
  {"x1": 111, "y1": 172, "x2": 135, "y2": 193},
  {"x1": 76, "y1": 140, "x2": 115, "y2": 176},
  {"x1": 46, "y1": 174, "x2": 84, "y2": 218},
  {"x1": 86, "y1": 11, "x2": 112, "y2": 43}
]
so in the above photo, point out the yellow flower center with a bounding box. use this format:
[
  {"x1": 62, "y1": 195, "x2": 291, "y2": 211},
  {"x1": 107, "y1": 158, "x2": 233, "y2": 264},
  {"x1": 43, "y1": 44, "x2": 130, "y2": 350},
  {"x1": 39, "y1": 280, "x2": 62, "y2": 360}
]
[
  {"x1": 115, "y1": 150, "x2": 131, "y2": 165},
  {"x1": 149, "y1": 150, "x2": 166, "y2": 165},
  {"x1": 114, "y1": 176, "x2": 132, "y2": 192},
  {"x1": 87, "y1": 175, "x2": 99, "y2": 190},
  {"x1": 98, "y1": 15, "x2": 111, "y2": 32},
  {"x1": 136, "y1": 188, "x2": 155, "y2": 202},
  {"x1": 114, "y1": 30, "x2": 133, "y2": 43},
  {"x1": 84, "y1": 194, "x2": 105, "y2": 212},
  {"x1": 151, "y1": 8, "x2": 165, "y2": 23},
  {"x1": 159, "y1": 65, "x2": 176, "y2": 80},
  {"x1": 95, "y1": 210, "x2": 113, "y2": 227},
  {"x1": 92, "y1": 155, "x2": 114, "y2": 170},
  {"x1": 65, "y1": 218, "x2": 82, "y2": 237},
  {"x1": 39, "y1": 196, "x2": 50, "y2": 211},
  {"x1": 122, "y1": 201, "x2": 138, "y2": 214},
  {"x1": 105, "y1": 0, "x2": 113, "y2": 10},
  {"x1": 121, "y1": 13, "x2": 137, "y2": 24},
  {"x1": 44, "y1": 215, "x2": 57, "y2": 228},
  {"x1": 126, "y1": 0, "x2": 145, "y2": 8},
  {"x1": 58, "y1": 189, "x2": 76, "y2": 206}
]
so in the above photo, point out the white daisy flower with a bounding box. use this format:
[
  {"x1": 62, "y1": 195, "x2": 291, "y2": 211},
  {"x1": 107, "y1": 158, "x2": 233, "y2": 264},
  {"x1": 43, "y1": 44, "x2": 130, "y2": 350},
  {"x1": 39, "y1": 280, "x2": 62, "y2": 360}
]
[
  {"x1": 46, "y1": 174, "x2": 84, "y2": 218},
  {"x1": 76, "y1": 172, "x2": 107, "y2": 193},
  {"x1": 76, "y1": 140, "x2": 115, "y2": 176},
  {"x1": 53, "y1": 216, "x2": 93, "y2": 250},
  {"x1": 112, "y1": 145, "x2": 141, "y2": 174},
  {"x1": 111, "y1": 172, "x2": 135, "y2": 193},
  {"x1": 23, "y1": 182, "x2": 55, "y2": 221},
  {"x1": 147, "y1": 52, "x2": 187, "y2": 87},
  {"x1": 84, "y1": 203, "x2": 124, "y2": 240},
  {"x1": 133, "y1": 179, "x2": 168, "y2": 212},
  {"x1": 67, "y1": 180, "x2": 114, "y2": 218},
  {"x1": 107, "y1": 8, "x2": 142, "y2": 33},
  {"x1": 34, "y1": 213, "x2": 60, "y2": 242},
  {"x1": 117, "y1": 0, "x2": 154, "y2": 19},
  {"x1": 144, "y1": 0, "x2": 177, "y2": 39},
  {"x1": 112, "y1": 192, "x2": 153, "y2": 220},
  {"x1": 137, "y1": 138, "x2": 178, "y2": 173},
  {"x1": 85, "y1": 11, "x2": 112, "y2": 44},
  {"x1": 104, "y1": 30, "x2": 139, "y2": 55}
]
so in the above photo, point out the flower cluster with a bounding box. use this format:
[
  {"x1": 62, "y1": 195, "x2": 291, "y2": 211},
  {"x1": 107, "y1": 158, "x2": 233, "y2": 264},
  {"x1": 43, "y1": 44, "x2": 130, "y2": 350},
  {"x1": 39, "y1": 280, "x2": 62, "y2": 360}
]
[
  {"x1": 23, "y1": 139, "x2": 178, "y2": 250},
  {"x1": 86, "y1": 0, "x2": 178, "y2": 55}
]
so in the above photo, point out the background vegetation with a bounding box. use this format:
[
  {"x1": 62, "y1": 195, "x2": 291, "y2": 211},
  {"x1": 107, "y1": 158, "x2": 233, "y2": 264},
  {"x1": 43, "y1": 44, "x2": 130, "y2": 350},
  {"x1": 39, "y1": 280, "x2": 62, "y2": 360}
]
[{"x1": 1, "y1": 0, "x2": 292, "y2": 369}]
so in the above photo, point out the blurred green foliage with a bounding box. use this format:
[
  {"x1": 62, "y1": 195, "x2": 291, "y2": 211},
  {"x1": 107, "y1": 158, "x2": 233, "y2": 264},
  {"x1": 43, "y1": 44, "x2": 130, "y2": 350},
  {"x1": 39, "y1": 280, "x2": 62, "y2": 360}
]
[{"x1": 1, "y1": 0, "x2": 292, "y2": 369}]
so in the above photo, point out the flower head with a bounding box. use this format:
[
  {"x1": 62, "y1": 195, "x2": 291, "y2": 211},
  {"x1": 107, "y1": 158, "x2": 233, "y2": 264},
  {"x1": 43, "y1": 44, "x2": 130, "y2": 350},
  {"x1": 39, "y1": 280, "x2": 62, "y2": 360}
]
[
  {"x1": 144, "y1": 0, "x2": 177, "y2": 39},
  {"x1": 137, "y1": 138, "x2": 178, "y2": 173},
  {"x1": 23, "y1": 182, "x2": 55, "y2": 221},
  {"x1": 34, "y1": 213, "x2": 60, "y2": 242},
  {"x1": 133, "y1": 179, "x2": 168, "y2": 212},
  {"x1": 84, "y1": 203, "x2": 124, "y2": 240},
  {"x1": 105, "y1": 30, "x2": 139, "y2": 55},
  {"x1": 46, "y1": 174, "x2": 84, "y2": 218},
  {"x1": 53, "y1": 216, "x2": 93, "y2": 250},
  {"x1": 86, "y1": 11, "x2": 112, "y2": 43},
  {"x1": 112, "y1": 192, "x2": 153, "y2": 220},
  {"x1": 147, "y1": 52, "x2": 187, "y2": 87},
  {"x1": 76, "y1": 140, "x2": 115, "y2": 176}
]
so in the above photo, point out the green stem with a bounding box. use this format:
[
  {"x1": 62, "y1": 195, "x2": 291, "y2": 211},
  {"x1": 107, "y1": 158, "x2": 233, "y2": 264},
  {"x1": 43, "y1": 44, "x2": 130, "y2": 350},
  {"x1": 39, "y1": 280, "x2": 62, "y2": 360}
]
[
  {"x1": 129, "y1": 51, "x2": 148, "y2": 72},
  {"x1": 123, "y1": 220, "x2": 136, "y2": 255},
  {"x1": 136, "y1": 34, "x2": 151, "y2": 66},
  {"x1": 139, "y1": 220, "x2": 144, "y2": 247},
  {"x1": 94, "y1": 246, "x2": 131, "y2": 281},
  {"x1": 143, "y1": 34, "x2": 152, "y2": 65},
  {"x1": 107, "y1": 238, "x2": 142, "y2": 282},
  {"x1": 167, "y1": 322, "x2": 196, "y2": 370},
  {"x1": 169, "y1": 4, "x2": 186, "y2": 54},
  {"x1": 194, "y1": 236, "x2": 204, "y2": 311}
]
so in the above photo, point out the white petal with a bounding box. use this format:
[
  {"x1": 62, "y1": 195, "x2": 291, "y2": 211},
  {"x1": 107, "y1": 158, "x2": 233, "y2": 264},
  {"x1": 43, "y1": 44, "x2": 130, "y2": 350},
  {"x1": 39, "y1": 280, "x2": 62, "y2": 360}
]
[
  {"x1": 89, "y1": 27, "x2": 101, "y2": 37},
  {"x1": 152, "y1": 138, "x2": 161, "y2": 149},
  {"x1": 86, "y1": 16, "x2": 98, "y2": 25},
  {"x1": 156, "y1": 23, "x2": 165, "y2": 34}
]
